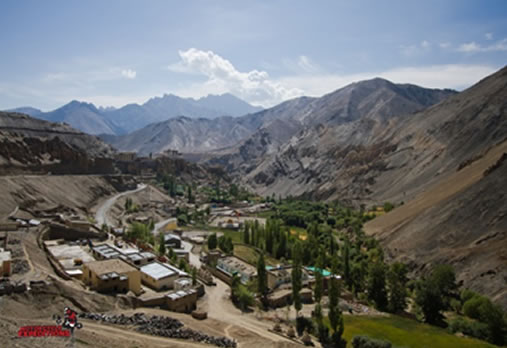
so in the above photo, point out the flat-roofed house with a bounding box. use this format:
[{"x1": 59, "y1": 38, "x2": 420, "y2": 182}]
[
  {"x1": 166, "y1": 289, "x2": 198, "y2": 313},
  {"x1": 82, "y1": 259, "x2": 141, "y2": 295},
  {"x1": 140, "y1": 262, "x2": 186, "y2": 291},
  {"x1": 164, "y1": 233, "x2": 181, "y2": 249},
  {"x1": 266, "y1": 266, "x2": 292, "y2": 290},
  {"x1": 216, "y1": 256, "x2": 257, "y2": 284},
  {"x1": 0, "y1": 248, "x2": 11, "y2": 277}
]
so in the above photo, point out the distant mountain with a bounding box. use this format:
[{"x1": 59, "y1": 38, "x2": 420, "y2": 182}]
[
  {"x1": 193, "y1": 93, "x2": 263, "y2": 116},
  {"x1": 37, "y1": 100, "x2": 120, "y2": 135},
  {"x1": 104, "y1": 115, "x2": 258, "y2": 155},
  {"x1": 106, "y1": 96, "x2": 316, "y2": 156},
  {"x1": 105, "y1": 93, "x2": 262, "y2": 134},
  {"x1": 5, "y1": 94, "x2": 263, "y2": 136},
  {"x1": 7, "y1": 106, "x2": 42, "y2": 117}
]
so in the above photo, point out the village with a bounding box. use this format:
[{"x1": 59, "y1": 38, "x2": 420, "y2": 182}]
[{"x1": 0, "y1": 167, "x2": 352, "y2": 347}]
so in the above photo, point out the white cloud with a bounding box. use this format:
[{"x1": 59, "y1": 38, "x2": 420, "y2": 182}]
[
  {"x1": 277, "y1": 64, "x2": 498, "y2": 97},
  {"x1": 168, "y1": 48, "x2": 302, "y2": 107},
  {"x1": 458, "y1": 41, "x2": 482, "y2": 52},
  {"x1": 458, "y1": 39, "x2": 507, "y2": 53},
  {"x1": 421, "y1": 40, "x2": 430, "y2": 49},
  {"x1": 121, "y1": 69, "x2": 136, "y2": 79},
  {"x1": 297, "y1": 55, "x2": 318, "y2": 72},
  {"x1": 439, "y1": 42, "x2": 451, "y2": 49},
  {"x1": 485, "y1": 32, "x2": 493, "y2": 40}
]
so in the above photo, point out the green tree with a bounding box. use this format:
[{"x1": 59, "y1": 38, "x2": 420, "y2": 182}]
[
  {"x1": 415, "y1": 265, "x2": 457, "y2": 325},
  {"x1": 257, "y1": 252, "x2": 268, "y2": 299},
  {"x1": 207, "y1": 233, "x2": 218, "y2": 250},
  {"x1": 187, "y1": 185, "x2": 194, "y2": 203},
  {"x1": 291, "y1": 243, "x2": 303, "y2": 316},
  {"x1": 463, "y1": 294, "x2": 506, "y2": 345},
  {"x1": 229, "y1": 184, "x2": 239, "y2": 198},
  {"x1": 328, "y1": 258, "x2": 345, "y2": 347},
  {"x1": 158, "y1": 233, "x2": 166, "y2": 256},
  {"x1": 387, "y1": 262, "x2": 408, "y2": 313},
  {"x1": 191, "y1": 267, "x2": 197, "y2": 286},
  {"x1": 314, "y1": 253, "x2": 324, "y2": 304},
  {"x1": 367, "y1": 262, "x2": 388, "y2": 311},
  {"x1": 343, "y1": 240, "x2": 351, "y2": 289},
  {"x1": 178, "y1": 258, "x2": 188, "y2": 272},
  {"x1": 383, "y1": 202, "x2": 394, "y2": 212}
]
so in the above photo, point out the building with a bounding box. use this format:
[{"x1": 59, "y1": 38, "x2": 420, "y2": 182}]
[
  {"x1": 124, "y1": 251, "x2": 156, "y2": 267},
  {"x1": 117, "y1": 152, "x2": 137, "y2": 162},
  {"x1": 174, "y1": 277, "x2": 193, "y2": 291},
  {"x1": 83, "y1": 259, "x2": 141, "y2": 295},
  {"x1": 266, "y1": 288, "x2": 313, "y2": 308},
  {"x1": 64, "y1": 219, "x2": 94, "y2": 233},
  {"x1": 266, "y1": 266, "x2": 292, "y2": 290},
  {"x1": 140, "y1": 261, "x2": 187, "y2": 291},
  {"x1": 0, "y1": 248, "x2": 11, "y2": 277},
  {"x1": 164, "y1": 233, "x2": 181, "y2": 249},
  {"x1": 266, "y1": 265, "x2": 311, "y2": 290},
  {"x1": 91, "y1": 243, "x2": 156, "y2": 266},
  {"x1": 46, "y1": 242, "x2": 95, "y2": 279},
  {"x1": 91, "y1": 244, "x2": 123, "y2": 260},
  {"x1": 216, "y1": 256, "x2": 257, "y2": 284},
  {"x1": 201, "y1": 250, "x2": 222, "y2": 265},
  {"x1": 172, "y1": 248, "x2": 189, "y2": 262},
  {"x1": 166, "y1": 289, "x2": 198, "y2": 313}
]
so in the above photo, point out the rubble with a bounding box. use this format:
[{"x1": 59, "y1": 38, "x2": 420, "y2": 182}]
[
  {"x1": 12, "y1": 259, "x2": 29, "y2": 274},
  {"x1": 79, "y1": 312, "x2": 236, "y2": 348},
  {"x1": 0, "y1": 279, "x2": 27, "y2": 295}
]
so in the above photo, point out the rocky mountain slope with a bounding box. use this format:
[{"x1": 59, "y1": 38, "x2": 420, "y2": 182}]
[
  {"x1": 106, "y1": 96, "x2": 316, "y2": 156},
  {"x1": 0, "y1": 111, "x2": 115, "y2": 174},
  {"x1": 209, "y1": 78, "x2": 456, "y2": 194},
  {"x1": 9, "y1": 93, "x2": 262, "y2": 135}
]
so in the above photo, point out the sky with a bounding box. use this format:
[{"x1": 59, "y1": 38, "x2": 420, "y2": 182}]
[{"x1": 1, "y1": 1, "x2": 506, "y2": 110}]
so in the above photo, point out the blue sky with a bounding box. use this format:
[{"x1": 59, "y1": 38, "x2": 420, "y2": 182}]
[{"x1": 1, "y1": 1, "x2": 506, "y2": 110}]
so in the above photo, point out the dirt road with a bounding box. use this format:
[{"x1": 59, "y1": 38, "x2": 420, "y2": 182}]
[{"x1": 94, "y1": 183, "x2": 147, "y2": 227}]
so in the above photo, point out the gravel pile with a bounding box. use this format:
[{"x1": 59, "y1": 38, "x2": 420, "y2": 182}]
[
  {"x1": 79, "y1": 312, "x2": 237, "y2": 348},
  {"x1": 12, "y1": 259, "x2": 29, "y2": 274}
]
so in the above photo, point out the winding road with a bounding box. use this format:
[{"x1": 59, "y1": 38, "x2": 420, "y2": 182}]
[{"x1": 95, "y1": 183, "x2": 147, "y2": 227}]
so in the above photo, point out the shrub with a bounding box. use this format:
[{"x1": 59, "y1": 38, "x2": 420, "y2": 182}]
[
  {"x1": 448, "y1": 317, "x2": 488, "y2": 341},
  {"x1": 296, "y1": 316, "x2": 314, "y2": 336},
  {"x1": 463, "y1": 295, "x2": 490, "y2": 320},
  {"x1": 460, "y1": 289, "x2": 479, "y2": 303},
  {"x1": 352, "y1": 335, "x2": 392, "y2": 348}
]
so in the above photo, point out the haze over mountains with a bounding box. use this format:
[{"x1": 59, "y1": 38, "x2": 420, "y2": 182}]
[{"x1": 7, "y1": 93, "x2": 263, "y2": 136}]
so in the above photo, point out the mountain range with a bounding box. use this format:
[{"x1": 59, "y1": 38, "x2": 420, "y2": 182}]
[{"x1": 7, "y1": 93, "x2": 263, "y2": 136}]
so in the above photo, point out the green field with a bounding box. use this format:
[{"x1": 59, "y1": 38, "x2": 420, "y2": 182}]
[
  {"x1": 234, "y1": 244, "x2": 278, "y2": 266},
  {"x1": 340, "y1": 315, "x2": 495, "y2": 348}
]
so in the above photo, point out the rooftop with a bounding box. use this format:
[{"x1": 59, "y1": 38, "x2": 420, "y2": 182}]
[
  {"x1": 140, "y1": 262, "x2": 180, "y2": 280},
  {"x1": 218, "y1": 256, "x2": 257, "y2": 276},
  {"x1": 166, "y1": 289, "x2": 197, "y2": 300},
  {"x1": 0, "y1": 250, "x2": 11, "y2": 262},
  {"x1": 47, "y1": 244, "x2": 95, "y2": 269},
  {"x1": 305, "y1": 266, "x2": 332, "y2": 277},
  {"x1": 85, "y1": 258, "x2": 137, "y2": 276},
  {"x1": 164, "y1": 233, "x2": 181, "y2": 241}
]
